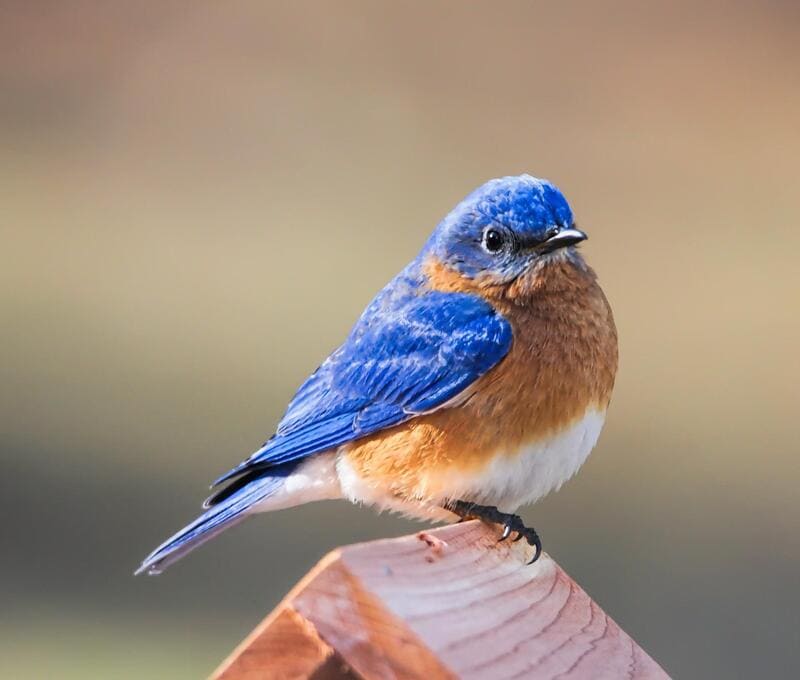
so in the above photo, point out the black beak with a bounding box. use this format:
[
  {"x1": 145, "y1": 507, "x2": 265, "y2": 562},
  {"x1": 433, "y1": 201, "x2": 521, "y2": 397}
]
[{"x1": 537, "y1": 227, "x2": 588, "y2": 254}]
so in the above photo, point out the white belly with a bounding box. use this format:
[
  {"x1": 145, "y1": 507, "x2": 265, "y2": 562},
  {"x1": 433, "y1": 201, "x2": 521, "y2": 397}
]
[{"x1": 445, "y1": 409, "x2": 606, "y2": 512}]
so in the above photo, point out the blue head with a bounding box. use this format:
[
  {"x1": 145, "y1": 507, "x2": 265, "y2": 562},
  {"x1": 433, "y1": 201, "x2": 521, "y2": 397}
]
[{"x1": 425, "y1": 175, "x2": 585, "y2": 283}]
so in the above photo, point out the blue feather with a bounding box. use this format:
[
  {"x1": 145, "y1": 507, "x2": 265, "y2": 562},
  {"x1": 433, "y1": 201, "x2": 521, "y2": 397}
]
[
  {"x1": 212, "y1": 275, "x2": 512, "y2": 487},
  {"x1": 135, "y1": 463, "x2": 297, "y2": 575}
]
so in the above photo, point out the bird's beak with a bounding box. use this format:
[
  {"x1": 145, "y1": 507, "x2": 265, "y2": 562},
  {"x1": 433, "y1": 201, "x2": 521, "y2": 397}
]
[{"x1": 537, "y1": 227, "x2": 588, "y2": 254}]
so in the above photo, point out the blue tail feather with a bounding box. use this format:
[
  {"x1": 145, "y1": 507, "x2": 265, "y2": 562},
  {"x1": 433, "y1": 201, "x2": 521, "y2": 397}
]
[{"x1": 136, "y1": 463, "x2": 296, "y2": 575}]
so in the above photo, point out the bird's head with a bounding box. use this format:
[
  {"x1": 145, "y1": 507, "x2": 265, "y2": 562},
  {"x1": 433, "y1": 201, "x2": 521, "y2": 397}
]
[{"x1": 426, "y1": 175, "x2": 586, "y2": 285}]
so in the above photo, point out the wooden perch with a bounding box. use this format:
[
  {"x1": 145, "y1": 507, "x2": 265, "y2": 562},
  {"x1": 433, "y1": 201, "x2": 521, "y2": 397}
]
[{"x1": 212, "y1": 521, "x2": 668, "y2": 679}]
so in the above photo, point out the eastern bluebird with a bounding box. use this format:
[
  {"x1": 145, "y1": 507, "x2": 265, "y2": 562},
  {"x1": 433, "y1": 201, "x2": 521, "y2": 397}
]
[{"x1": 137, "y1": 174, "x2": 618, "y2": 575}]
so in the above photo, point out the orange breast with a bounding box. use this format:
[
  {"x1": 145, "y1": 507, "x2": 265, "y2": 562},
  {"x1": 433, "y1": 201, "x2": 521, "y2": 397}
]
[{"x1": 342, "y1": 255, "x2": 618, "y2": 502}]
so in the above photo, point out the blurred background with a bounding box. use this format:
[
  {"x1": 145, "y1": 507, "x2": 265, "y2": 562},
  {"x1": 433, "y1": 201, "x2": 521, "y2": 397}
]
[{"x1": 2, "y1": 1, "x2": 799, "y2": 678}]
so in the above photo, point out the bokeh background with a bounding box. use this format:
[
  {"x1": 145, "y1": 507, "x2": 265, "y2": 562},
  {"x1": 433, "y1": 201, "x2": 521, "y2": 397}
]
[{"x1": 2, "y1": 2, "x2": 799, "y2": 678}]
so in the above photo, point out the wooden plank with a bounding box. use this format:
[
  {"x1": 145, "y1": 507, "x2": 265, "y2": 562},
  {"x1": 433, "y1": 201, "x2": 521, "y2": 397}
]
[
  {"x1": 214, "y1": 605, "x2": 341, "y2": 679},
  {"x1": 213, "y1": 521, "x2": 669, "y2": 679}
]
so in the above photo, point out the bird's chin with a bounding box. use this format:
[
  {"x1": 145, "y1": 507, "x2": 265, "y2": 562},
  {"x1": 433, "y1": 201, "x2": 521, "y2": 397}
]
[
  {"x1": 505, "y1": 249, "x2": 586, "y2": 299},
  {"x1": 532, "y1": 246, "x2": 586, "y2": 273},
  {"x1": 523, "y1": 248, "x2": 569, "y2": 276}
]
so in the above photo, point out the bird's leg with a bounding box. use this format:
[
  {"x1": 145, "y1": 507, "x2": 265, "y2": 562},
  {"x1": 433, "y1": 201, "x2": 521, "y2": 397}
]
[{"x1": 447, "y1": 500, "x2": 542, "y2": 564}]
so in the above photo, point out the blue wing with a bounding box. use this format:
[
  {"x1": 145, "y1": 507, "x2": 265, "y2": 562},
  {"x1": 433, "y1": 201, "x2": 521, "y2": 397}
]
[
  {"x1": 212, "y1": 287, "x2": 512, "y2": 488},
  {"x1": 137, "y1": 284, "x2": 511, "y2": 574}
]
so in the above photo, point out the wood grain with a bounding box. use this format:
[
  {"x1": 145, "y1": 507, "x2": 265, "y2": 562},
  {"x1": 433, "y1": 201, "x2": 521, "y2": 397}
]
[{"x1": 212, "y1": 521, "x2": 668, "y2": 680}]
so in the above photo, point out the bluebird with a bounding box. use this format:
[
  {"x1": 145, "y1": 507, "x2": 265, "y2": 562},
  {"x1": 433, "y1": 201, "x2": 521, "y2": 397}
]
[{"x1": 137, "y1": 174, "x2": 618, "y2": 575}]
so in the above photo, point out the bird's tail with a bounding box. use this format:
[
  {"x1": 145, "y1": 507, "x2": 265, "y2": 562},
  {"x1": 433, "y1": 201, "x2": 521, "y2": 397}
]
[{"x1": 135, "y1": 463, "x2": 297, "y2": 575}]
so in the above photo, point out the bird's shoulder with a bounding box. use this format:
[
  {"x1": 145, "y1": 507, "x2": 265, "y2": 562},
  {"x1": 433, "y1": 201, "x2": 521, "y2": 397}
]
[{"x1": 290, "y1": 261, "x2": 514, "y2": 418}]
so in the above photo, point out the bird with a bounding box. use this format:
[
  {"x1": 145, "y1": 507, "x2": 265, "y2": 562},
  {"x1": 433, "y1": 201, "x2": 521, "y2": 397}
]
[{"x1": 136, "y1": 174, "x2": 618, "y2": 575}]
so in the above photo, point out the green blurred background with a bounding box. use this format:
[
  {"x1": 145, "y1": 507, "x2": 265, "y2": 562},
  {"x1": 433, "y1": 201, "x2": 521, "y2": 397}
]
[{"x1": 2, "y1": 2, "x2": 799, "y2": 678}]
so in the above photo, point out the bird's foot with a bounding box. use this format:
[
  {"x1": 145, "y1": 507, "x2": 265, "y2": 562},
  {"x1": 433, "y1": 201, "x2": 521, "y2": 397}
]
[{"x1": 448, "y1": 500, "x2": 542, "y2": 564}]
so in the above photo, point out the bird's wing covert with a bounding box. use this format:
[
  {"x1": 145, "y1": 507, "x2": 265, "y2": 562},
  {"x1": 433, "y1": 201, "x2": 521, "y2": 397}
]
[{"x1": 213, "y1": 290, "x2": 512, "y2": 485}]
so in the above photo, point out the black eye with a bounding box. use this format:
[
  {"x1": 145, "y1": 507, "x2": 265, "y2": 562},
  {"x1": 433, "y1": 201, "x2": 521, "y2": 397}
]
[{"x1": 482, "y1": 228, "x2": 505, "y2": 253}]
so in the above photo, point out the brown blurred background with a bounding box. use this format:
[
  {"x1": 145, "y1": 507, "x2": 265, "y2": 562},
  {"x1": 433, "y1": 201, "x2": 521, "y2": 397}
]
[{"x1": 2, "y1": 2, "x2": 799, "y2": 678}]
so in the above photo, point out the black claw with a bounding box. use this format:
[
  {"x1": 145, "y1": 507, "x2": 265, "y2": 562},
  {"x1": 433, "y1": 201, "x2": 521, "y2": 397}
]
[
  {"x1": 445, "y1": 500, "x2": 543, "y2": 565},
  {"x1": 527, "y1": 534, "x2": 543, "y2": 564}
]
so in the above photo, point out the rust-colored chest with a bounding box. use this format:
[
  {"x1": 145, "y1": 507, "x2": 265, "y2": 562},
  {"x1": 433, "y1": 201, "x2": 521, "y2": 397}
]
[{"x1": 423, "y1": 256, "x2": 618, "y2": 449}]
